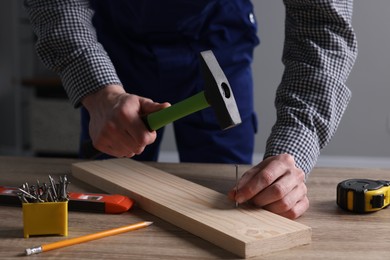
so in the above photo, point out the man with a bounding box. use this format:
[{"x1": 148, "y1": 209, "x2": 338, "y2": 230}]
[{"x1": 24, "y1": 0, "x2": 357, "y2": 219}]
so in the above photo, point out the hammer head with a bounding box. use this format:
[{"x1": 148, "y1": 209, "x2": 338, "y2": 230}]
[{"x1": 199, "y1": 50, "x2": 242, "y2": 130}]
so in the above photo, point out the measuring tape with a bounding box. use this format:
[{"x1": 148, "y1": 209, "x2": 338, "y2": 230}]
[{"x1": 337, "y1": 179, "x2": 390, "y2": 213}]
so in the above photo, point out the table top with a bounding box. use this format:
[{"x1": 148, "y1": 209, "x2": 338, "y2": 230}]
[{"x1": 1, "y1": 156, "x2": 390, "y2": 259}]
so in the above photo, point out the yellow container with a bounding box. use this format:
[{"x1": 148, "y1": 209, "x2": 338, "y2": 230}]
[{"x1": 22, "y1": 201, "x2": 68, "y2": 238}]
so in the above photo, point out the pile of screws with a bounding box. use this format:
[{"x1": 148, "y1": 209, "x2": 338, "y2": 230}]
[{"x1": 18, "y1": 175, "x2": 70, "y2": 203}]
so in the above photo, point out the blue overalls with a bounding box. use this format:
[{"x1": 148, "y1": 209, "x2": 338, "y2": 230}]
[{"x1": 82, "y1": 0, "x2": 260, "y2": 164}]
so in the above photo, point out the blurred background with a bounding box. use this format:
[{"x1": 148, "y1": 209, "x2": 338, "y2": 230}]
[{"x1": 1, "y1": 1, "x2": 389, "y2": 168}]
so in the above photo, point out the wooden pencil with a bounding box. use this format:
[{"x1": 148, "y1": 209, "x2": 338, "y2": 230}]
[{"x1": 25, "y1": 221, "x2": 153, "y2": 255}]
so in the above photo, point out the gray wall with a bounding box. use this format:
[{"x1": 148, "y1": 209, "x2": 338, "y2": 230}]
[
  {"x1": 160, "y1": 1, "x2": 390, "y2": 166},
  {"x1": 0, "y1": 0, "x2": 21, "y2": 153}
]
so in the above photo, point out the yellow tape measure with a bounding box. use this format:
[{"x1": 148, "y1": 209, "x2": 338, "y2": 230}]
[{"x1": 337, "y1": 179, "x2": 390, "y2": 213}]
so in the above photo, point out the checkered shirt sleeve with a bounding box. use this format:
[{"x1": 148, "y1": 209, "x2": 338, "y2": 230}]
[
  {"x1": 24, "y1": 0, "x2": 122, "y2": 107},
  {"x1": 264, "y1": 0, "x2": 358, "y2": 175}
]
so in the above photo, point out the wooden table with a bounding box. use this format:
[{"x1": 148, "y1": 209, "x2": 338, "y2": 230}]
[{"x1": 1, "y1": 156, "x2": 390, "y2": 259}]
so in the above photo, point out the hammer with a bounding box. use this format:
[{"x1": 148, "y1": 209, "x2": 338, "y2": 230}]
[
  {"x1": 143, "y1": 50, "x2": 241, "y2": 131},
  {"x1": 82, "y1": 50, "x2": 241, "y2": 158}
]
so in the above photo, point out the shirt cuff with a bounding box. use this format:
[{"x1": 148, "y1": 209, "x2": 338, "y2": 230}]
[
  {"x1": 59, "y1": 47, "x2": 122, "y2": 107},
  {"x1": 264, "y1": 125, "x2": 320, "y2": 176}
]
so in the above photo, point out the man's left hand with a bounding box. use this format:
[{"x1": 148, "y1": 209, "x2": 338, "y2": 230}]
[{"x1": 228, "y1": 154, "x2": 309, "y2": 219}]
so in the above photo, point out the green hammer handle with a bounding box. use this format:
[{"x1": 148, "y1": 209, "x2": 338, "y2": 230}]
[{"x1": 144, "y1": 91, "x2": 210, "y2": 131}]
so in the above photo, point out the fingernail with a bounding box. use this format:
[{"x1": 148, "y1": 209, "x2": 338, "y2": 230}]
[{"x1": 236, "y1": 194, "x2": 245, "y2": 204}]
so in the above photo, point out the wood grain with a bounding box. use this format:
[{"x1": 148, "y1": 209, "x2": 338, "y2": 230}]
[{"x1": 71, "y1": 158, "x2": 311, "y2": 258}]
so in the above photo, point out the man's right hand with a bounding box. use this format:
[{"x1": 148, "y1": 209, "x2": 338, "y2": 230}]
[{"x1": 81, "y1": 84, "x2": 170, "y2": 158}]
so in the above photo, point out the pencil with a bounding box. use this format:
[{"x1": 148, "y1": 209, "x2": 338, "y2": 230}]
[{"x1": 25, "y1": 221, "x2": 153, "y2": 255}]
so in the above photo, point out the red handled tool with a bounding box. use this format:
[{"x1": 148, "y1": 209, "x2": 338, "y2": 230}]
[{"x1": 0, "y1": 186, "x2": 133, "y2": 214}]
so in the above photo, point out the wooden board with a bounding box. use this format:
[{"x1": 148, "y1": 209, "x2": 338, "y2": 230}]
[{"x1": 71, "y1": 159, "x2": 311, "y2": 258}]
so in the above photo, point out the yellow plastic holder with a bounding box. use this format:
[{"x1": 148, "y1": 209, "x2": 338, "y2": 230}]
[{"x1": 22, "y1": 201, "x2": 68, "y2": 238}]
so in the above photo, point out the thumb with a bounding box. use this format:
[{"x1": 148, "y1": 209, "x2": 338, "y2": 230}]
[{"x1": 139, "y1": 98, "x2": 171, "y2": 115}]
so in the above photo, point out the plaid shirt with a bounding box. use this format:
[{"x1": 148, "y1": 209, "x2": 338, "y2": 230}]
[{"x1": 24, "y1": 0, "x2": 357, "y2": 175}]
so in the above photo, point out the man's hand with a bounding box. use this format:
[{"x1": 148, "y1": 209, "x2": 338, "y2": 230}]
[
  {"x1": 82, "y1": 84, "x2": 170, "y2": 158},
  {"x1": 229, "y1": 154, "x2": 309, "y2": 219}
]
